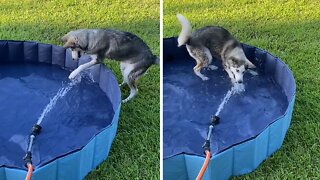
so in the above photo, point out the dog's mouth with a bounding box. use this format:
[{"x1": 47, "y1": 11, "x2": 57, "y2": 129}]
[
  {"x1": 70, "y1": 48, "x2": 82, "y2": 60},
  {"x1": 77, "y1": 51, "x2": 82, "y2": 59}
]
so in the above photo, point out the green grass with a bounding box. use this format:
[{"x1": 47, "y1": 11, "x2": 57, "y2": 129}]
[
  {"x1": 164, "y1": 0, "x2": 320, "y2": 179},
  {"x1": 0, "y1": 0, "x2": 159, "y2": 179}
]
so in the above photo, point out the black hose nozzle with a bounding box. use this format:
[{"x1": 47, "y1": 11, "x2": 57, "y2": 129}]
[
  {"x1": 202, "y1": 140, "x2": 210, "y2": 153},
  {"x1": 210, "y1": 116, "x2": 220, "y2": 126},
  {"x1": 31, "y1": 124, "x2": 42, "y2": 136},
  {"x1": 23, "y1": 151, "x2": 32, "y2": 167}
]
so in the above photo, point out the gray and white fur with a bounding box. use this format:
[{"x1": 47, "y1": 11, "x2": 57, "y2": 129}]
[
  {"x1": 61, "y1": 29, "x2": 159, "y2": 103},
  {"x1": 177, "y1": 14, "x2": 256, "y2": 83}
]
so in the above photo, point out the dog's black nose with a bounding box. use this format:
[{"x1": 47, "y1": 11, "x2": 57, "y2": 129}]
[{"x1": 238, "y1": 80, "x2": 243, "y2": 84}]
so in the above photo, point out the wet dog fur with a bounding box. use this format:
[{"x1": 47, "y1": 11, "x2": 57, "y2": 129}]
[{"x1": 176, "y1": 14, "x2": 256, "y2": 84}]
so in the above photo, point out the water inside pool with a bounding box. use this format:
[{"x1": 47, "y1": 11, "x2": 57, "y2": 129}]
[
  {"x1": 163, "y1": 58, "x2": 288, "y2": 158},
  {"x1": 0, "y1": 63, "x2": 114, "y2": 169}
]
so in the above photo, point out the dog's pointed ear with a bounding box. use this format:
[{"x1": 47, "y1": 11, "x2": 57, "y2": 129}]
[
  {"x1": 245, "y1": 58, "x2": 256, "y2": 69},
  {"x1": 60, "y1": 34, "x2": 69, "y2": 43},
  {"x1": 62, "y1": 36, "x2": 77, "y2": 48}
]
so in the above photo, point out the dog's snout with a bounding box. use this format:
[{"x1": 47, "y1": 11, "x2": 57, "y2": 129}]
[
  {"x1": 238, "y1": 80, "x2": 243, "y2": 84},
  {"x1": 71, "y1": 50, "x2": 80, "y2": 61}
]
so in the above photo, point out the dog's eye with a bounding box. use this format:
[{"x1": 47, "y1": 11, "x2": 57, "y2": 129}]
[
  {"x1": 236, "y1": 69, "x2": 239, "y2": 72},
  {"x1": 242, "y1": 71, "x2": 245, "y2": 74}
]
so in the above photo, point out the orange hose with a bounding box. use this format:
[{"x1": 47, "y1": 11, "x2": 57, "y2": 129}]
[
  {"x1": 25, "y1": 163, "x2": 33, "y2": 180},
  {"x1": 196, "y1": 150, "x2": 211, "y2": 180}
]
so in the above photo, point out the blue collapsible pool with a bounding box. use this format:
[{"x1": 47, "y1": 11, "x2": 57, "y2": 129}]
[
  {"x1": 163, "y1": 37, "x2": 296, "y2": 179},
  {"x1": 0, "y1": 40, "x2": 121, "y2": 180}
]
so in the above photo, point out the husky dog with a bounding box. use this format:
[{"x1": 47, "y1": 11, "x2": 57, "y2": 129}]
[
  {"x1": 176, "y1": 14, "x2": 256, "y2": 83},
  {"x1": 61, "y1": 29, "x2": 159, "y2": 103}
]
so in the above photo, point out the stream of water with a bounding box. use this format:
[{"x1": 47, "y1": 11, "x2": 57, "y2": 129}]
[
  {"x1": 36, "y1": 76, "x2": 82, "y2": 125},
  {"x1": 214, "y1": 83, "x2": 245, "y2": 117}
]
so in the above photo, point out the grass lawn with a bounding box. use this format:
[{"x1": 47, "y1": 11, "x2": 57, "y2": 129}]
[
  {"x1": 164, "y1": 0, "x2": 320, "y2": 179},
  {"x1": 0, "y1": 0, "x2": 159, "y2": 179}
]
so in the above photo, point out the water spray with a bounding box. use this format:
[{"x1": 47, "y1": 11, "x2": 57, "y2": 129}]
[
  {"x1": 196, "y1": 85, "x2": 240, "y2": 180},
  {"x1": 22, "y1": 77, "x2": 81, "y2": 180}
]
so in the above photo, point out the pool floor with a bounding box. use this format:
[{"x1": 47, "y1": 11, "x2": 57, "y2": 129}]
[
  {"x1": 163, "y1": 58, "x2": 288, "y2": 158},
  {"x1": 0, "y1": 63, "x2": 114, "y2": 169}
]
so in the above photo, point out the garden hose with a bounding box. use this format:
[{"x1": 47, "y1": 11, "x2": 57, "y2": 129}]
[
  {"x1": 23, "y1": 124, "x2": 42, "y2": 180},
  {"x1": 196, "y1": 116, "x2": 220, "y2": 180},
  {"x1": 196, "y1": 150, "x2": 211, "y2": 180},
  {"x1": 25, "y1": 163, "x2": 33, "y2": 180}
]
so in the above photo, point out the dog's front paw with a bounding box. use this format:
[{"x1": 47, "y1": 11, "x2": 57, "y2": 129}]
[
  {"x1": 248, "y1": 70, "x2": 258, "y2": 76},
  {"x1": 232, "y1": 83, "x2": 245, "y2": 93},
  {"x1": 69, "y1": 71, "x2": 78, "y2": 79},
  {"x1": 201, "y1": 76, "x2": 210, "y2": 81},
  {"x1": 208, "y1": 65, "x2": 218, "y2": 70}
]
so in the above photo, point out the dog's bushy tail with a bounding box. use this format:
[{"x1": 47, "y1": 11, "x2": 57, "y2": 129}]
[{"x1": 177, "y1": 14, "x2": 192, "y2": 47}]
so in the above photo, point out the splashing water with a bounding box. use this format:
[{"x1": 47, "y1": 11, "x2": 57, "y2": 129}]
[
  {"x1": 232, "y1": 83, "x2": 245, "y2": 93},
  {"x1": 36, "y1": 76, "x2": 82, "y2": 125},
  {"x1": 214, "y1": 84, "x2": 245, "y2": 117}
]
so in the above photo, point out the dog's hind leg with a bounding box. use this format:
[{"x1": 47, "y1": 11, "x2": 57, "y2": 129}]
[
  {"x1": 186, "y1": 45, "x2": 212, "y2": 81},
  {"x1": 119, "y1": 81, "x2": 126, "y2": 87},
  {"x1": 193, "y1": 62, "x2": 208, "y2": 81},
  {"x1": 122, "y1": 65, "x2": 147, "y2": 103},
  {"x1": 69, "y1": 55, "x2": 99, "y2": 79},
  {"x1": 122, "y1": 78, "x2": 137, "y2": 103},
  {"x1": 121, "y1": 62, "x2": 137, "y2": 103},
  {"x1": 119, "y1": 63, "x2": 127, "y2": 87}
]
